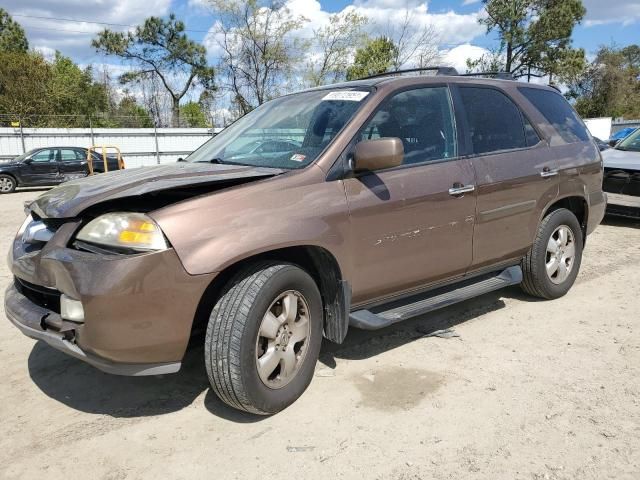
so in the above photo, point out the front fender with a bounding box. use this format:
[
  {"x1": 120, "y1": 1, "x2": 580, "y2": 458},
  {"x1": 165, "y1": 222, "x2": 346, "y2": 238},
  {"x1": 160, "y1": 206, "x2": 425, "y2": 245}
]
[{"x1": 150, "y1": 166, "x2": 352, "y2": 278}]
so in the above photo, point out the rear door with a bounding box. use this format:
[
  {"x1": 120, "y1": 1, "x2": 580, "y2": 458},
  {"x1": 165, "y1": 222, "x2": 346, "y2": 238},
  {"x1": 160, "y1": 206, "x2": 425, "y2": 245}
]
[
  {"x1": 58, "y1": 148, "x2": 89, "y2": 181},
  {"x1": 22, "y1": 149, "x2": 60, "y2": 185},
  {"x1": 343, "y1": 85, "x2": 477, "y2": 305},
  {"x1": 516, "y1": 87, "x2": 601, "y2": 202},
  {"x1": 454, "y1": 85, "x2": 559, "y2": 271}
]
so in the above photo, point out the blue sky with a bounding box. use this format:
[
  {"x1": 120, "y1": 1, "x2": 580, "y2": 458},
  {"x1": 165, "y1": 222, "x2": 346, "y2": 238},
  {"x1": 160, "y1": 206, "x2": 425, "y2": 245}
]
[{"x1": 3, "y1": 0, "x2": 640, "y2": 69}]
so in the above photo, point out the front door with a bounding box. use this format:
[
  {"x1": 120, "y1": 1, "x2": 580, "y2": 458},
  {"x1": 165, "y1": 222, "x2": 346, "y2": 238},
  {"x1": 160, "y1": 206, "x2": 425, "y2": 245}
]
[
  {"x1": 343, "y1": 86, "x2": 477, "y2": 305},
  {"x1": 22, "y1": 149, "x2": 59, "y2": 185}
]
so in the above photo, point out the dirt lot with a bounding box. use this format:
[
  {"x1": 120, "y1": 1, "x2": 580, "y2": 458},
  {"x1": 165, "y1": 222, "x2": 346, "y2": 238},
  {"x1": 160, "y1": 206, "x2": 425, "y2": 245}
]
[{"x1": 1, "y1": 189, "x2": 639, "y2": 480}]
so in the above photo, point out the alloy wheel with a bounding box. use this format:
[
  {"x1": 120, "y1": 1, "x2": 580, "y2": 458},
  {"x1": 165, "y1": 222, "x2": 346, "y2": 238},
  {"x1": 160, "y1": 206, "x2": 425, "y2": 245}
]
[
  {"x1": 0, "y1": 177, "x2": 14, "y2": 193},
  {"x1": 255, "y1": 290, "x2": 311, "y2": 389},
  {"x1": 546, "y1": 225, "x2": 576, "y2": 284}
]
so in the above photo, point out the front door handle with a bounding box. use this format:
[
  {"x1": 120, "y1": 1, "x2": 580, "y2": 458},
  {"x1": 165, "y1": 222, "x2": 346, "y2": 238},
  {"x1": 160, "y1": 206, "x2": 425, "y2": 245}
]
[
  {"x1": 540, "y1": 167, "x2": 558, "y2": 178},
  {"x1": 448, "y1": 184, "x2": 475, "y2": 196}
]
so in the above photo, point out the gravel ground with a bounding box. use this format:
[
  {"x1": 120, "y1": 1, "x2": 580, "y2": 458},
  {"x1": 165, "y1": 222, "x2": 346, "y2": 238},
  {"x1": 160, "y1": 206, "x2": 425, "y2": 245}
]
[{"x1": 1, "y1": 189, "x2": 639, "y2": 480}]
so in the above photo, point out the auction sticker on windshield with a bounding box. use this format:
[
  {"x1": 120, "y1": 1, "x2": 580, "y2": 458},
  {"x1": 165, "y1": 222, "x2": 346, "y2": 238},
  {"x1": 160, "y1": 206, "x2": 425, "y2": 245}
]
[{"x1": 322, "y1": 91, "x2": 369, "y2": 102}]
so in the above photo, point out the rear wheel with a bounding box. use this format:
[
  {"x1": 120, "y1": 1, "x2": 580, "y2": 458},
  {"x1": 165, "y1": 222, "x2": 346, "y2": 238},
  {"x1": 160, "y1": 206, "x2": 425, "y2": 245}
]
[
  {"x1": 521, "y1": 208, "x2": 583, "y2": 299},
  {"x1": 205, "y1": 262, "x2": 323, "y2": 414},
  {"x1": 0, "y1": 174, "x2": 16, "y2": 194}
]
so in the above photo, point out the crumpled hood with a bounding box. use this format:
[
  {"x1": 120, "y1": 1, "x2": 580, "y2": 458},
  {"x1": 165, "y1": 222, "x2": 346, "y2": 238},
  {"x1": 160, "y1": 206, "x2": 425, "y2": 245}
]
[
  {"x1": 28, "y1": 162, "x2": 283, "y2": 218},
  {"x1": 602, "y1": 148, "x2": 640, "y2": 171}
]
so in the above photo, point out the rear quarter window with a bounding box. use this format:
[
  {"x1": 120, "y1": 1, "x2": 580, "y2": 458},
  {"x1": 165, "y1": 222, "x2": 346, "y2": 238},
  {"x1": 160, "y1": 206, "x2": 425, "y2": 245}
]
[{"x1": 518, "y1": 87, "x2": 590, "y2": 144}]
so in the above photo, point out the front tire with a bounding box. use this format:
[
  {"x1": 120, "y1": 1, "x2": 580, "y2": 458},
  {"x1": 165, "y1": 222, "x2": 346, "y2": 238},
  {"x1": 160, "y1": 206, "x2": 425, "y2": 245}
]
[
  {"x1": 205, "y1": 262, "x2": 323, "y2": 415},
  {"x1": 521, "y1": 208, "x2": 583, "y2": 299},
  {"x1": 0, "y1": 174, "x2": 16, "y2": 194}
]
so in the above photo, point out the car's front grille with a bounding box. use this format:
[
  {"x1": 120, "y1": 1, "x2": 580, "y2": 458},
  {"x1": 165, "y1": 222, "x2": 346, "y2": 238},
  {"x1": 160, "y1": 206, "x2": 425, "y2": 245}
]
[{"x1": 14, "y1": 277, "x2": 61, "y2": 314}]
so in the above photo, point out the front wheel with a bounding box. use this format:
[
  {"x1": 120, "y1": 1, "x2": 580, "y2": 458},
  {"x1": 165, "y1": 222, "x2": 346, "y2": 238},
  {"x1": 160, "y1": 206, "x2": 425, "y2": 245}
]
[
  {"x1": 205, "y1": 262, "x2": 323, "y2": 415},
  {"x1": 521, "y1": 208, "x2": 583, "y2": 299},
  {"x1": 0, "y1": 174, "x2": 16, "y2": 194}
]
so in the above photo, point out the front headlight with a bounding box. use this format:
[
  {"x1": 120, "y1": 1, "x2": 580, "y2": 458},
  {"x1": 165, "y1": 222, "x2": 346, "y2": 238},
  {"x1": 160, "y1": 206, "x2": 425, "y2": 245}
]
[
  {"x1": 16, "y1": 214, "x2": 33, "y2": 237},
  {"x1": 76, "y1": 212, "x2": 168, "y2": 252}
]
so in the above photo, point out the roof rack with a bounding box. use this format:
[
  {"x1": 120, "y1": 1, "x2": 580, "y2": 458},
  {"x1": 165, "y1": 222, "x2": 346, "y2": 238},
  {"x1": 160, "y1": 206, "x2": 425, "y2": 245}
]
[
  {"x1": 358, "y1": 67, "x2": 459, "y2": 81},
  {"x1": 459, "y1": 71, "x2": 514, "y2": 80}
]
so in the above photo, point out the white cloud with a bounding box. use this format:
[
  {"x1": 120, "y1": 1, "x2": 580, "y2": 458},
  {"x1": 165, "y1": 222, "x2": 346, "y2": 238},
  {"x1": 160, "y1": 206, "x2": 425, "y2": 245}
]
[
  {"x1": 462, "y1": 0, "x2": 482, "y2": 5},
  {"x1": 349, "y1": 1, "x2": 485, "y2": 46},
  {"x1": 203, "y1": 0, "x2": 485, "y2": 64},
  {"x1": 33, "y1": 45, "x2": 56, "y2": 61},
  {"x1": 5, "y1": 0, "x2": 172, "y2": 61},
  {"x1": 582, "y1": 0, "x2": 640, "y2": 26},
  {"x1": 441, "y1": 43, "x2": 489, "y2": 73}
]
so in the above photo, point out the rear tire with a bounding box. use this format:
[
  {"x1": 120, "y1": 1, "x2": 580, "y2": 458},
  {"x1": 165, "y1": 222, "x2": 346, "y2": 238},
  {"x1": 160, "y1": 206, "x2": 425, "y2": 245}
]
[
  {"x1": 0, "y1": 174, "x2": 16, "y2": 194},
  {"x1": 205, "y1": 262, "x2": 323, "y2": 415},
  {"x1": 521, "y1": 208, "x2": 583, "y2": 299}
]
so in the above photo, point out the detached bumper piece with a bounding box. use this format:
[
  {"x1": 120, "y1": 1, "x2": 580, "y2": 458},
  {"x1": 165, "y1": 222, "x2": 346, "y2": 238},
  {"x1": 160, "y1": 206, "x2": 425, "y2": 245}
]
[{"x1": 4, "y1": 283, "x2": 181, "y2": 376}]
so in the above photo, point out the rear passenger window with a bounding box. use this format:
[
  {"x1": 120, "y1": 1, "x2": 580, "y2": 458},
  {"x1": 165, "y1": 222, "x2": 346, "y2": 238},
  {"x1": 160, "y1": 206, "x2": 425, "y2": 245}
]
[
  {"x1": 360, "y1": 87, "x2": 457, "y2": 165},
  {"x1": 518, "y1": 87, "x2": 589, "y2": 144},
  {"x1": 460, "y1": 87, "x2": 527, "y2": 155},
  {"x1": 59, "y1": 149, "x2": 80, "y2": 161}
]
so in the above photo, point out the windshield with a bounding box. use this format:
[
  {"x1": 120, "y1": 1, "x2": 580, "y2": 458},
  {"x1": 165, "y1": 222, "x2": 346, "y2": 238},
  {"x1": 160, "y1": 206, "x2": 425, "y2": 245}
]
[
  {"x1": 12, "y1": 149, "x2": 38, "y2": 162},
  {"x1": 186, "y1": 88, "x2": 372, "y2": 169},
  {"x1": 616, "y1": 128, "x2": 640, "y2": 152}
]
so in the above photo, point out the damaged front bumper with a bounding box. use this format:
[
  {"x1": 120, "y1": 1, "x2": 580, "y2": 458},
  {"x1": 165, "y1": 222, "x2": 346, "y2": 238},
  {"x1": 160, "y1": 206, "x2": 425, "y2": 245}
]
[
  {"x1": 6, "y1": 218, "x2": 216, "y2": 376},
  {"x1": 5, "y1": 282, "x2": 180, "y2": 376}
]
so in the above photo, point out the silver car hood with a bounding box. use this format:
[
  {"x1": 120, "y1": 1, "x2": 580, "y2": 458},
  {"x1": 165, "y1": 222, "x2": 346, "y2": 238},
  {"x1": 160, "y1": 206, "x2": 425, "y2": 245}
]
[{"x1": 602, "y1": 148, "x2": 640, "y2": 171}]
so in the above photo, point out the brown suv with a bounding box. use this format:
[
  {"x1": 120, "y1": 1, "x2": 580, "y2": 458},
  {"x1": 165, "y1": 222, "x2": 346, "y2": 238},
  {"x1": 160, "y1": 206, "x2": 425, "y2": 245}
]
[{"x1": 5, "y1": 69, "x2": 606, "y2": 414}]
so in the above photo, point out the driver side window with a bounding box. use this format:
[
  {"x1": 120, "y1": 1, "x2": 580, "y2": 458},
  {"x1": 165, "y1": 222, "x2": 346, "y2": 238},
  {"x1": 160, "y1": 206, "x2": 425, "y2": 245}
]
[
  {"x1": 31, "y1": 149, "x2": 55, "y2": 163},
  {"x1": 359, "y1": 87, "x2": 457, "y2": 166}
]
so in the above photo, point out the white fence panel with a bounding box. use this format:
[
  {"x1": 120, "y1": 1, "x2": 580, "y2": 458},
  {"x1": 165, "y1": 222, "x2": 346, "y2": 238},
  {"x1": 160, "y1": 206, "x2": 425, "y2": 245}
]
[{"x1": 0, "y1": 127, "x2": 219, "y2": 168}]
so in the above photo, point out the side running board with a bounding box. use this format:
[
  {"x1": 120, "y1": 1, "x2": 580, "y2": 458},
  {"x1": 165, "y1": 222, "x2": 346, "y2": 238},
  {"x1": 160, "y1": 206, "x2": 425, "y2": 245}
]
[{"x1": 349, "y1": 266, "x2": 522, "y2": 330}]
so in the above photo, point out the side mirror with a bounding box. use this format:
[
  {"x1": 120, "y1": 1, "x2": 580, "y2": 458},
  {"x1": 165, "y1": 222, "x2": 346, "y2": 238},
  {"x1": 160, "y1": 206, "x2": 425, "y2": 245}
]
[
  {"x1": 177, "y1": 157, "x2": 185, "y2": 162},
  {"x1": 22, "y1": 158, "x2": 32, "y2": 165},
  {"x1": 351, "y1": 138, "x2": 403, "y2": 173},
  {"x1": 609, "y1": 139, "x2": 620, "y2": 147}
]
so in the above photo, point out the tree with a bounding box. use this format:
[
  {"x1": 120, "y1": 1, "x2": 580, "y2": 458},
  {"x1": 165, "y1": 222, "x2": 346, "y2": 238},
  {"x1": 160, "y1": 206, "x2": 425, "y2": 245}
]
[
  {"x1": 470, "y1": 0, "x2": 586, "y2": 81},
  {"x1": 567, "y1": 44, "x2": 640, "y2": 119},
  {"x1": 0, "y1": 51, "x2": 53, "y2": 125},
  {"x1": 0, "y1": 9, "x2": 28, "y2": 53},
  {"x1": 210, "y1": 0, "x2": 308, "y2": 115},
  {"x1": 180, "y1": 101, "x2": 209, "y2": 127},
  {"x1": 346, "y1": 37, "x2": 398, "y2": 81},
  {"x1": 306, "y1": 10, "x2": 368, "y2": 87},
  {"x1": 92, "y1": 15, "x2": 215, "y2": 127},
  {"x1": 108, "y1": 94, "x2": 154, "y2": 127},
  {"x1": 49, "y1": 52, "x2": 109, "y2": 126},
  {"x1": 382, "y1": 8, "x2": 440, "y2": 70}
]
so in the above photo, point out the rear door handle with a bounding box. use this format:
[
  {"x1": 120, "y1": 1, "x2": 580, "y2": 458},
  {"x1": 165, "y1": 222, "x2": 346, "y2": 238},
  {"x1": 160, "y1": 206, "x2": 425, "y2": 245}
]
[
  {"x1": 448, "y1": 184, "x2": 475, "y2": 196},
  {"x1": 540, "y1": 167, "x2": 558, "y2": 178}
]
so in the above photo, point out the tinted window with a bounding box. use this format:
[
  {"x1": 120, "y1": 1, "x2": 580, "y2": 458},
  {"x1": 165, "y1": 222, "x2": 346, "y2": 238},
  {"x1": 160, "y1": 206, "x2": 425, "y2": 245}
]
[
  {"x1": 59, "y1": 149, "x2": 80, "y2": 161},
  {"x1": 460, "y1": 87, "x2": 527, "y2": 155},
  {"x1": 519, "y1": 87, "x2": 589, "y2": 144},
  {"x1": 360, "y1": 87, "x2": 457, "y2": 165},
  {"x1": 31, "y1": 150, "x2": 55, "y2": 163}
]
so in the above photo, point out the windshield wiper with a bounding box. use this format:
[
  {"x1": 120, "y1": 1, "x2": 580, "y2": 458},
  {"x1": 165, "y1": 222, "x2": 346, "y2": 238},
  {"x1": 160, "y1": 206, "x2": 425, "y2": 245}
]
[{"x1": 195, "y1": 157, "x2": 226, "y2": 164}]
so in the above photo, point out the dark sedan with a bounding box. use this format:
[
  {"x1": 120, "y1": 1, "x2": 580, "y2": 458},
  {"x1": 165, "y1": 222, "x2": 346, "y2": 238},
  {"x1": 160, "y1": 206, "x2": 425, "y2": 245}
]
[{"x1": 0, "y1": 147, "x2": 122, "y2": 194}]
